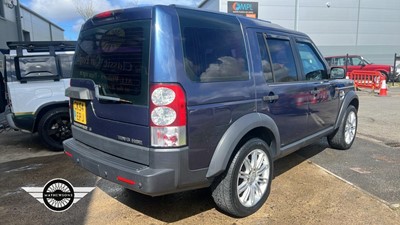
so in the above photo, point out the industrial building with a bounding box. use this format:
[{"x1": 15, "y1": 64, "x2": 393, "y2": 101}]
[
  {"x1": 199, "y1": 0, "x2": 400, "y2": 64},
  {"x1": 0, "y1": 0, "x2": 64, "y2": 51}
]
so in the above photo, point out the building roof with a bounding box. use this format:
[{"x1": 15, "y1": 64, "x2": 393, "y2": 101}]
[{"x1": 20, "y1": 4, "x2": 64, "y2": 31}]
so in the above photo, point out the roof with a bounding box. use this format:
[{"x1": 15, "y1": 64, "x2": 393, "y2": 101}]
[{"x1": 20, "y1": 4, "x2": 64, "y2": 31}]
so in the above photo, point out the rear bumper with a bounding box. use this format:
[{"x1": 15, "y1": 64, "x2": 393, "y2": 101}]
[
  {"x1": 63, "y1": 138, "x2": 210, "y2": 196},
  {"x1": 5, "y1": 106, "x2": 34, "y2": 132},
  {"x1": 6, "y1": 113, "x2": 17, "y2": 130}
]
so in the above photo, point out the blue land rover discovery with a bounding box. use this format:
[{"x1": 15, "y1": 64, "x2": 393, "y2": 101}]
[{"x1": 64, "y1": 5, "x2": 358, "y2": 217}]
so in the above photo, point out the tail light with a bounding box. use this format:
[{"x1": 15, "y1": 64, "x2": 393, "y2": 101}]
[{"x1": 150, "y1": 84, "x2": 186, "y2": 147}]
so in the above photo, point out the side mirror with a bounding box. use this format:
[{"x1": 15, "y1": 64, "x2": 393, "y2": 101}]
[{"x1": 330, "y1": 67, "x2": 346, "y2": 79}]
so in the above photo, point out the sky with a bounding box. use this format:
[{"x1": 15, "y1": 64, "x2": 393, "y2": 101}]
[{"x1": 19, "y1": 0, "x2": 204, "y2": 40}]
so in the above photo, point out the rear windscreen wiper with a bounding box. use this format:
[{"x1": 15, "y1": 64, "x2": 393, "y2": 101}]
[{"x1": 94, "y1": 85, "x2": 132, "y2": 104}]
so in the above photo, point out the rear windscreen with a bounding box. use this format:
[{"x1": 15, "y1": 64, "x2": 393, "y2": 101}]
[{"x1": 72, "y1": 20, "x2": 150, "y2": 105}]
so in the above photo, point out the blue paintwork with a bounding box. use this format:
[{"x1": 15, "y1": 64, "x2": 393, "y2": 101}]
[{"x1": 70, "y1": 5, "x2": 355, "y2": 169}]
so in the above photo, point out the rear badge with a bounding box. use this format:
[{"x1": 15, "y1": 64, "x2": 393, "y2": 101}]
[
  {"x1": 117, "y1": 135, "x2": 143, "y2": 145},
  {"x1": 74, "y1": 122, "x2": 92, "y2": 131}
]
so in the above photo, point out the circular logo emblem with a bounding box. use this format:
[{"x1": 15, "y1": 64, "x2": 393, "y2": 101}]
[
  {"x1": 42, "y1": 178, "x2": 75, "y2": 212},
  {"x1": 101, "y1": 28, "x2": 125, "y2": 53}
]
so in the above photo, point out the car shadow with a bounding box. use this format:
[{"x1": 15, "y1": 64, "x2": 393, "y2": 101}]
[
  {"x1": 274, "y1": 138, "x2": 330, "y2": 177},
  {"x1": 97, "y1": 138, "x2": 330, "y2": 223}
]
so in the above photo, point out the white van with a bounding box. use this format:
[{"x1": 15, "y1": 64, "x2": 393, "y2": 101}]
[{"x1": 1, "y1": 41, "x2": 76, "y2": 150}]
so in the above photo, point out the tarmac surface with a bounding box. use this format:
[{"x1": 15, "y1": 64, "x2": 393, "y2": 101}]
[{"x1": 0, "y1": 87, "x2": 400, "y2": 224}]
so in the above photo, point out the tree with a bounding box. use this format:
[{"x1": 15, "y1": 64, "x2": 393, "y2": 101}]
[
  {"x1": 73, "y1": 0, "x2": 139, "y2": 21},
  {"x1": 74, "y1": 0, "x2": 95, "y2": 21}
]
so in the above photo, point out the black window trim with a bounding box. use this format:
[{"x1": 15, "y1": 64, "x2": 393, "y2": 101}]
[
  {"x1": 14, "y1": 55, "x2": 61, "y2": 83},
  {"x1": 264, "y1": 33, "x2": 301, "y2": 83},
  {"x1": 57, "y1": 54, "x2": 74, "y2": 78},
  {"x1": 260, "y1": 33, "x2": 275, "y2": 83},
  {"x1": 294, "y1": 38, "x2": 329, "y2": 81},
  {"x1": 0, "y1": 0, "x2": 4, "y2": 18}
]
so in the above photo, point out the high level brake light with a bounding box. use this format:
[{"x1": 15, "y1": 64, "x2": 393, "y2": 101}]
[
  {"x1": 150, "y1": 84, "x2": 187, "y2": 147},
  {"x1": 93, "y1": 9, "x2": 123, "y2": 21}
]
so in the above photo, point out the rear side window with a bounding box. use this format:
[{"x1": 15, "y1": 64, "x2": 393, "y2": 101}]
[
  {"x1": 177, "y1": 9, "x2": 249, "y2": 82},
  {"x1": 73, "y1": 20, "x2": 150, "y2": 105},
  {"x1": 267, "y1": 39, "x2": 298, "y2": 82},
  {"x1": 18, "y1": 56, "x2": 57, "y2": 78},
  {"x1": 59, "y1": 54, "x2": 73, "y2": 78}
]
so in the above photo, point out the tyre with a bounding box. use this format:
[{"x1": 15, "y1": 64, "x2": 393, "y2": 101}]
[
  {"x1": 379, "y1": 71, "x2": 389, "y2": 82},
  {"x1": 38, "y1": 107, "x2": 71, "y2": 151},
  {"x1": 211, "y1": 138, "x2": 273, "y2": 217},
  {"x1": 328, "y1": 105, "x2": 357, "y2": 150}
]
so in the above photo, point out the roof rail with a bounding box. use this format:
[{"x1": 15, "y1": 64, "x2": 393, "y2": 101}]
[{"x1": 6, "y1": 41, "x2": 76, "y2": 56}]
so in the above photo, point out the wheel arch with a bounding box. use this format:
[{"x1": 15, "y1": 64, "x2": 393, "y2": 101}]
[
  {"x1": 206, "y1": 113, "x2": 280, "y2": 179},
  {"x1": 32, "y1": 101, "x2": 69, "y2": 133},
  {"x1": 334, "y1": 91, "x2": 359, "y2": 130}
]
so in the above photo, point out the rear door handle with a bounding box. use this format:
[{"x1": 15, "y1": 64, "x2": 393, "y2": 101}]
[{"x1": 263, "y1": 95, "x2": 279, "y2": 102}]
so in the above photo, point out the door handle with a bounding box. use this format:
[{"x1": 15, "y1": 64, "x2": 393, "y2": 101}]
[{"x1": 263, "y1": 95, "x2": 279, "y2": 102}]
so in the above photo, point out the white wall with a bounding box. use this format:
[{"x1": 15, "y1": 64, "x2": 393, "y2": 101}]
[
  {"x1": 51, "y1": 25, "x2": 64, "y2": 41},
  {"x1": 220, "y1": 0, "x2": 296, "y2": 31},
  {"x1": 21, "y1": 6, "x2": 64, "y2": 41},
  {"x1": 2, "y1": 0, "x2": 17, "y2": 22},
  {"x1": 200, "y1": 0, "x2": 400, "y2": 64},
  {"x1": 0, "y1": 1, "x2": 19, "y2": 49}
]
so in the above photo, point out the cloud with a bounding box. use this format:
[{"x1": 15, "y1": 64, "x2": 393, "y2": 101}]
[
  {"x1": 200, "y1": 56, "x2": 247, "y2": 82},
  {"x1": 23, "y1": 0, "x2": 205, "y2": 41},
  {"x1": 27, "y1": 0, "x2": 77, "y2": 21},
  {"x1": 27, "y1": 0, "x2": 122, "y2": 22},
  {"x1": 26, "y1": 0, "x2": 204, "y2": 22},
  {"x1": 130, "y1": 0, "x2": 202, "y2": 6},
  {"x1": 72, "y1": 18, "x2": 85, "y2": 33}
]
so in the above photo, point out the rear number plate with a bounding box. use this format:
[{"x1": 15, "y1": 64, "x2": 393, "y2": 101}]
[{"x1": 73, "y1": 100, "x2": 86, "y2": 125}]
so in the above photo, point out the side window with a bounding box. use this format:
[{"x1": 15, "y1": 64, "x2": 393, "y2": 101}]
[
  {"x1": 334, "y1": 57, "x2": 345, "y2": 66},
  {"x1": 0, "y1": 0, "x2": 4, "y2": 18},
  {"x1": 179, "y1": 9, "x2": 249, "y2": 82},
  {"x1": 256, "y1": 33, "x2": 273, "y2": 83},
  {"x1": 296, "y1": 42, "x2": 327, "y2": 80},
  {"x1": 16, "y1": 56, "x2": 58, "y2": 79},
  {"x1": 351, "y1": 57, "x2": 362, "y2": 66},
  {"x1": 5, "y1": 57, "x2": 16, "y2": 82},
  {"x1": 267, "y1": 38, "x2": 298, "y2": 82},
  {"x1": 59, "y1": 54, "x2": 73, "y2": 78}
]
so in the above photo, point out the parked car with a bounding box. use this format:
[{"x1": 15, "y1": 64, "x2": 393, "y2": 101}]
[
  {"x1": 64, "y1": 5, "x2": 358, "y2": 217},
  {"x1": 325, "y1": 55, "x2": 393, "y2": 81},
  {"x1": 0, "y1": 41, "x2": 76, "y2": 150},
  {"x1": 395, "y1": 63, "x2": 400, "y2": 81}
]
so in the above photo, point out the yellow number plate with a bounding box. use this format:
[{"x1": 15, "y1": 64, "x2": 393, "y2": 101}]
[{"x1": 73, "y1": 100, "x2": 86, "y2": 125}]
